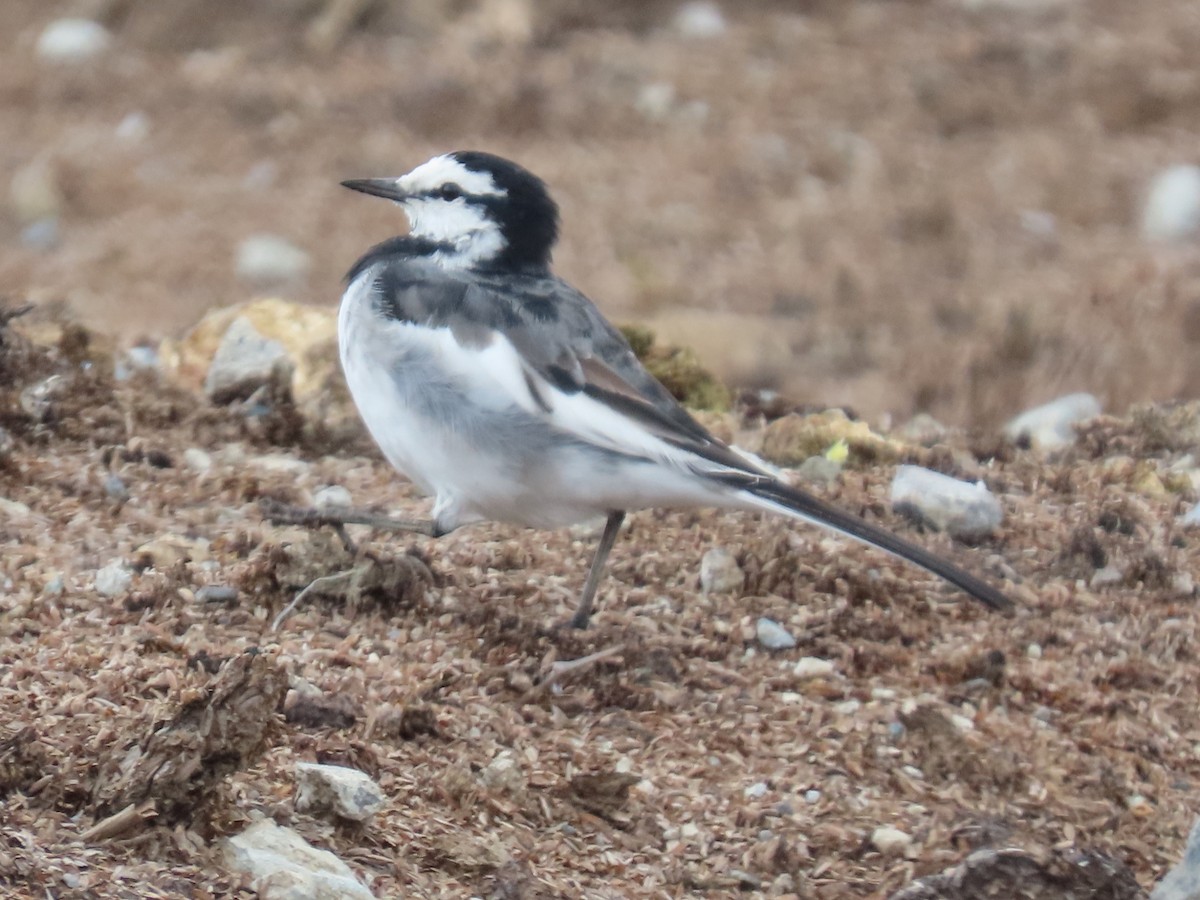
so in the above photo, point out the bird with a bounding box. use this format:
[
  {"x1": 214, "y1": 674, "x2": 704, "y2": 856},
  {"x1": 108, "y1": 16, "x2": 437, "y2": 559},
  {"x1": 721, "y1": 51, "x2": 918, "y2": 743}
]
[{"x1": 336, "y1": 150, "x2": 1012, "y2": 628}]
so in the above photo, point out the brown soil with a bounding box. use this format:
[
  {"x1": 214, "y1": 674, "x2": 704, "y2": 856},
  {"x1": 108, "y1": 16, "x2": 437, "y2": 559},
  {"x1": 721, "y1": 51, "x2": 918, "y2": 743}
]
[{"x1": 2, "y1": 2, "x2": 1200, "y2": 898}]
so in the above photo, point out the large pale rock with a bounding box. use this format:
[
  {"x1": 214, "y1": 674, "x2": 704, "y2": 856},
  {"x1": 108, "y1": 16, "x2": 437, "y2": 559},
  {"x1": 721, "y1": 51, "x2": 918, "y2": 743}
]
[
  {"x1": 1153, "y1": 817, "x2": 1200, "y2": 899},
  {"x1": 221, "y1": 818, "x2": 373, "y2": 900},
  {"x1": 1004, "y1": 393, "x2": 1101, "y2": 451},
  {"x1": 204, "y1": 317, "x2": 293, "y2": 404},
  {"x1": 890, "y1": 466, "x2": 1003, "y2": 540},
  {"x1": 163, "y1": 299, "x2": 338, "y2": 403}
]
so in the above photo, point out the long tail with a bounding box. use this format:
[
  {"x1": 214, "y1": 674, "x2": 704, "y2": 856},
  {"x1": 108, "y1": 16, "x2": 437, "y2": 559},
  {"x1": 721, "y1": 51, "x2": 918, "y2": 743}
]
[{"x1": 733, "y1": 478, "x2": 1013, "y2": 612}]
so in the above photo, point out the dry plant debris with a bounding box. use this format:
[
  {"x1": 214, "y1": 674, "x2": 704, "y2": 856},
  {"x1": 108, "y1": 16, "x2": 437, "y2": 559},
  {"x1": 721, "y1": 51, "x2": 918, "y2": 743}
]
[{"x1": 2, "y1": 304, "x2": 1200, "y2": 898}]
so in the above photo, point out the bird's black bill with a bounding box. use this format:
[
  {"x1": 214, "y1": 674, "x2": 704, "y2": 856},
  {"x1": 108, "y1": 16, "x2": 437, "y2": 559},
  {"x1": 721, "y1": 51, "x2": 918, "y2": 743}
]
[
  {"x1": 341, "y1": 178, "x2": 408, "y2": 202},
  {"x1": 748, "y1": 479, "x2": 1014, "y2": 612}
]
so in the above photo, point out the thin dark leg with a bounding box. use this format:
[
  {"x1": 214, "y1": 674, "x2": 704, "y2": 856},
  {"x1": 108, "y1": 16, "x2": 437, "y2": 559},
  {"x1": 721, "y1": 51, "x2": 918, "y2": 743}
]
[{"x1": 569, "y1": 511, "x2": 625, "y2": 630}]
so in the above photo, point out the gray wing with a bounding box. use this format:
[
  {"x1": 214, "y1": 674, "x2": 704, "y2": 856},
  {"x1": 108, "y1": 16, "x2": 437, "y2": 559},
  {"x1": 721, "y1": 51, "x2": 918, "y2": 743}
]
[{"x1": 370, "y1": 258, "x2": 766, "y2": 478}]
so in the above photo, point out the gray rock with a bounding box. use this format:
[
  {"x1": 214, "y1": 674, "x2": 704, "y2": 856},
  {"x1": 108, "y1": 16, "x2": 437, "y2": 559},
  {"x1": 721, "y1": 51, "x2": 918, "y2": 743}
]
[
  {"x1": 1143, "y1": 165, "x2": 1200, "y2": 242},
  {"x1": 673, "y1": 1, "x2": 727, "y2": 38},
  {"x1": 221, "y1": 818, "x2": 373, "y2": 900},
  {"x1": 700, "y1": 547, "x2": 744, "y2": 594},
  {"x1": 743, "y1": 781, "x2": 768, "y2": 799},
  {"x1": 755, "y1": 617, "x2": 796, "y2": 650},
  {"x1": 1004, "y1": 393, "x2": 1102, "y2": 450},
  {"x1": 1153, "y1": 817, "x2": 1200, "y2": 899},
  {"x1": 94, "y1": 561, "x2": 132, "y2": 597},
  {"x1": 103, "y1": 473, "x2": 129, "y2": 501},
  {"x1": 294, "y1": 763, "x2": 385, "y2": 823},
  {"x1": 196, "y1": 585, "x2": 238, "y2": 604},
  {"x1": 21, "y1": 218, "x2": 60, "y2": 251},
  {"x1": 204, "y1": 317, "x2": 294, "y2": 404},
  {"x1": 890, "y1": 465, "x2": 1003, "y2": 540},
  {"x1": 236, "y1": 234, "x2": 311, "y2": 285},
  {"x1": 36, "y1": 19, "x2": 112, "y2": 64}
]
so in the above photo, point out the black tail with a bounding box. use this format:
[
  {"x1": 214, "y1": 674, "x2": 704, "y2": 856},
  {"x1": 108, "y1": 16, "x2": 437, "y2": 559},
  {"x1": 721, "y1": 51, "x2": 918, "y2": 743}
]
[{"x1": 742, "y1": 478, "x2": 1013, "y2": 612}]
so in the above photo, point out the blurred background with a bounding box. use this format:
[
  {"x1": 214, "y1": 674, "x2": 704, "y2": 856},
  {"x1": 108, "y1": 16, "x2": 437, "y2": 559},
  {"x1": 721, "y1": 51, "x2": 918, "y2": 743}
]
[{"x1": 2, "y1": 0, "x2": 1199, "y2": 428}]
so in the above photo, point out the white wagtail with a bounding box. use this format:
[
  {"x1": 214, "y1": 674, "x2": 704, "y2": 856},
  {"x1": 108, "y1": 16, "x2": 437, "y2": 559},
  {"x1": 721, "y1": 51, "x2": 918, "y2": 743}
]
[{"x1": 337, "y1": 151, "x2": 1011, "y2": 628}]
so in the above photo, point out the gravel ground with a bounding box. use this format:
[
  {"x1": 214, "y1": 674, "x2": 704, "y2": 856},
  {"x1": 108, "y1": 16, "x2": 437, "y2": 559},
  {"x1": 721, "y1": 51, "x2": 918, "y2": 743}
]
[{"x1": 2, "y1": 313, "x2": 1199, "y2": 897}]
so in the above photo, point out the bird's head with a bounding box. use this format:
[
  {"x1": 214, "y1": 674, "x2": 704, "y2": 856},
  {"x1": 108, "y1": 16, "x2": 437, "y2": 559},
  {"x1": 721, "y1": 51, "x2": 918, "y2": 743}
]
[{"x1": 342, "y1": 151, "x2": 559, "y2": 272}]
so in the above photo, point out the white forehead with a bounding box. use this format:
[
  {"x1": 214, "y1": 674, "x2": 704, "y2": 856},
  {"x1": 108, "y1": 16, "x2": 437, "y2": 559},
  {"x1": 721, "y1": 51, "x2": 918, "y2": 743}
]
[{"x1": 398, "y1": 155, "x2": 504, "y2": 197}]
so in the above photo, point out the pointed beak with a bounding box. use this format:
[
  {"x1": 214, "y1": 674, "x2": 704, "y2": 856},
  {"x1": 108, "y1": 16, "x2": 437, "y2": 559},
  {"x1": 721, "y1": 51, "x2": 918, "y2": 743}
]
[{"x1": 340, "y1": 178, "x2": 408, "y2": 202}]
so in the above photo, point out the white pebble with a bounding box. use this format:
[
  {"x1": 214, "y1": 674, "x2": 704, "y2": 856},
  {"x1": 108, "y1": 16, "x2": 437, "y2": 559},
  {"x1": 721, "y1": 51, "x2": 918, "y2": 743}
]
[
  {"x1": 313, "y1": 485, "x2": 352, "y2": 509},
  {"x1": 700, "y1": 547, "x2": 744, "y2": 594},
  {"x1": 1142, "y1": 165, "x2": 1200, "y2": 242},
  {"x1": 183, "y1": 448, "x2": 213, "y2": 473},
  {"x1": 1026, "y1": 643, "x2": 1043, "y2": 659},
  {"x1": 94, "y1": 561, "x2": 132, "y2": 597},
  {"x1": 744, "y1": 781, "x2": 769, "y2": 800},
  {"x1": 793, "y1": 657, "x2": 835, "y2": 680},
  {"x1": 37, "y1": 19, "x2": 112, "y2": 64},
  {"x1": 236, "y1": 233, "x2": 311, "y2": 285},
  {"x1": 804, "y1": 789, "x2": 821, "y2": 804},
  {"x1": 673, "y1": 1, "x2": 727, "y2": 38},
  {"x1": 870, "y1": 826, "x2": 912, "y2": 856},
  {"x1": 755, "y1": 617, "x2": 796, "y2": 650}
]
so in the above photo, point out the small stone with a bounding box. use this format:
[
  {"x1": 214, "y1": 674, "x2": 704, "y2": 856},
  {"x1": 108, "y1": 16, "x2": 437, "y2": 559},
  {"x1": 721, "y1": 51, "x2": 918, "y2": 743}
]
[
  {"x1": 1091, "y1": 564, "x2": 1125, "y2": 588},
  {"x1": 1182, "y1": 503, "x2": 1200, "y2": 527},
  {"x1": 21, "y1": 218, "x2": 59, "y2": 251},
  {"x1": 744, "y1": 781, "x2": 769, "y2": 800},
  {"x1": 313, "y1": 485, "x2": 352, "y2": 509},
  {"x1": 1127, "y1": 794, "x2": 1153, "y2": 818},
  {"x1": 36, "y1": 19, "x2": 112, "y2": 64},
  {"x1": 755, "y1": 617, "x2": 796, "y2": 650},
  {"x1": 204, "y1": 317, "x2": 294, "y2": 404},
  {"x1": 793, "y1": 657, "x2": 835, "y2": 680},
  {"x1": 0, "y1": 498, "x2": 32, "y2": 520},
  {"x1": 1004, "y1": 393, "x2": 1102, "y2": 451},
  {"x1": 0, "y1": 426, "x2": 13, "y2": 460},
  {"x1": 871, "y1": 687, "x2": 897, "y2": 700},
  {"x1": 115, "y1": 111, "x2": 150, "y2": 142},
  {"x1": 94, "y1": 561, "x2": 132, "y2": 597},
  {"x1": 479, "y1": 750, "x2": 525, "y2": 795},
  {"x1": 183, "y1": 448, "x2": 213, "y2": 472},
  {"x1": 673, "y1": 1, "x2": 727, "y2": 38},
  {"x1": 890, "y1": 465, "x2": 1003, "y2": 540},
  {"x1": 700, "y1": 547, "x2": 744, "y2": 594},
  {"x1": 236, "y1": 233, "x2": 311, "y2": 285},
  {"x1": 870, "y1": 826, "x2": 912, "y2": 856},
  {"x1": 1143, "y1": 165, "x2": 1200, "y2": 242},
  {"x1": 1152, "y1": 816, "x2": 1200, "y2": 899},
  {"x1": 221, "y1": 818, "x2": 373, "y2": 900},
  {"x1": 1027, "y1": 643, "x2": 1043, "y2": 659},
  {"x1": 894, "y1": 412, "x2": 950, "y2": 446},
  {"x1": 43, "y1": 574, "x2": 65, "y2": 597},
  {"x1": 795, "y1": 455, "x2": 843, "y2": 485},
  {"x1": 635, "y1": 82, "x2": 676, "y2": 121},
  {"x1": 1173, "y1": 572, "x2": 1195, "y2": 597},
  {"x1": 196, "y1": 585, "x2": 238, "y2": 604},
  {"x1": 804, "y1": 789, "x2": 821, "y2": 804},
  {"x1": 295, "y1": 763, "x2": 386, "y2": 823},
  {"x1": 103, "y1": 473, "x2": 129, "y2": 501}
]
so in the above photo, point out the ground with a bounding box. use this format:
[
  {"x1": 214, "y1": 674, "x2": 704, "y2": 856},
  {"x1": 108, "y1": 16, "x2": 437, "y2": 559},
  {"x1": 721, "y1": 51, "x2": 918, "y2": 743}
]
[{"x1": 2, "y1": 2, "x2": 1200, "y2": 898}]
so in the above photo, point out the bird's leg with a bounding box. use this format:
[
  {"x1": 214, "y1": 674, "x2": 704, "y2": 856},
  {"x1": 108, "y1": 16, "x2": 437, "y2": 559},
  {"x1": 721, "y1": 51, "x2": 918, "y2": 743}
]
[
  {"x1": 260, "y1": 499, "x2": 438, "y2": 553},
  {"x1": 569, "y1": 511, "x2": 625, "y2": 630}
]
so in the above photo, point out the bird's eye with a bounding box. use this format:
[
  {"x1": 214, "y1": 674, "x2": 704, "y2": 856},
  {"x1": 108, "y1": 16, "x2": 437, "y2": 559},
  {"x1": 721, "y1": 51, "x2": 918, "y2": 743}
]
[{"x1": 438, "y1": 183, "x2": 463, "y2": 201}]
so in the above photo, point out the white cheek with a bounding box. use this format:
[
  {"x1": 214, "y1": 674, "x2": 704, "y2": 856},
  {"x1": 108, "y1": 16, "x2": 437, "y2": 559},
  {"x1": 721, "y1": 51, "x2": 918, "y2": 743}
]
[{"x1": 406, "y1": 200, "x2": 506, "y2": 266}]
